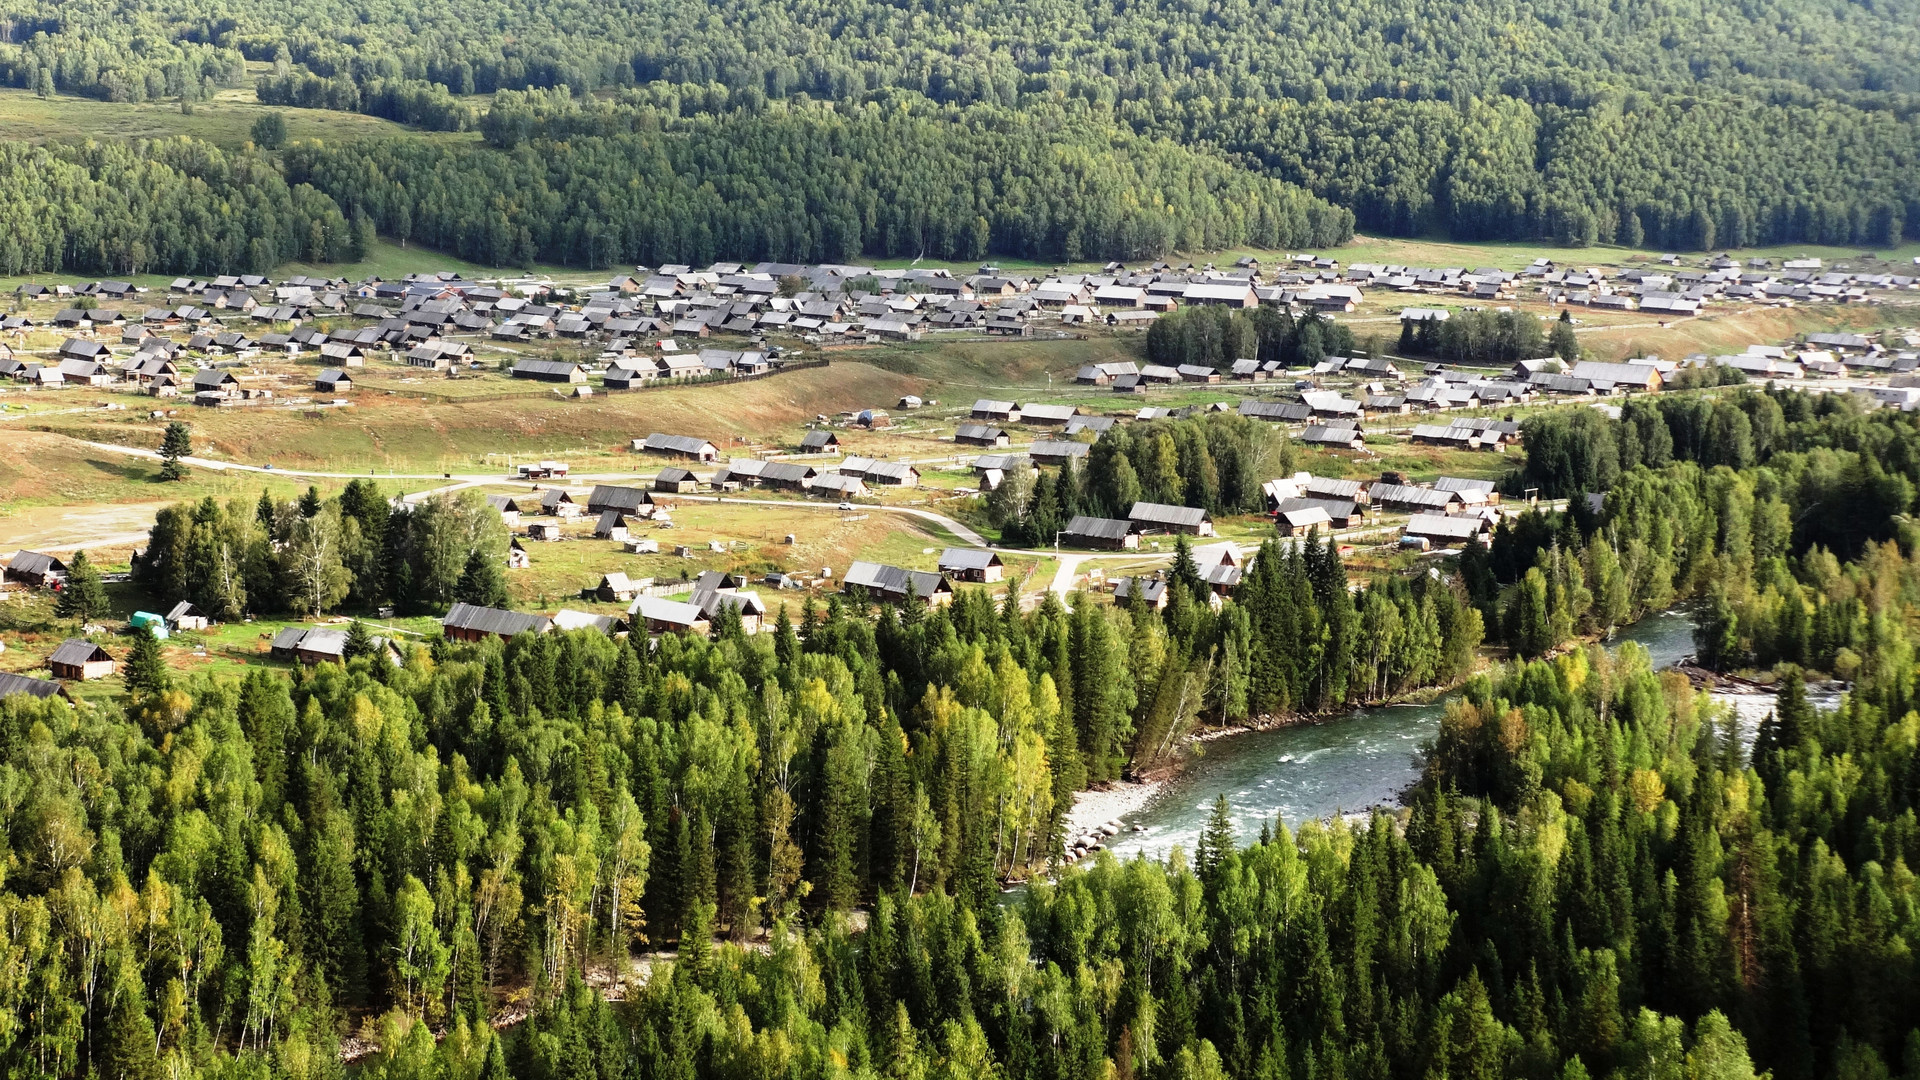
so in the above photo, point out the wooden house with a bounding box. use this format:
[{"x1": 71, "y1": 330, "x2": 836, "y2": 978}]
[{"x1": 49, "y1": 639, "x2": 115, "y2": 680}]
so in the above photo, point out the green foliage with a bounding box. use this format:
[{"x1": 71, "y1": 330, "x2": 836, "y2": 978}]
[
  {"x1": 0, "y1": 141, "x2": 353, "y2": 276},
  {"x1": 53, "y1": 548, "x2": 108, "y2": 622},
  {"x1": 994, "y1": 412, "x2": 1293, "y2": 546},
  {"x1": 1149, "y1": 306, "x2": 1354, "y2": 371},
  {"x1": 2, "y1": 456, "x2": 1917, "y2": 1080},
  {"x1": 158, "y1": 422, "x2": 192, "y2": 481},
  {"x1": 283, "y1": 100, "x2": 1351, "y2": 266},
  {"x1": 133, "y1": 487, "x2": 505, "y2": 620},
  {"x1": 1493, "y1": 388, "x2": 1920, "y2": 669},
  {"x1": 249, "y1": 111, "x2": 288, "y2": 149},
  {"x1": 124, "y1": 624, "x2": 171, "y2": 697},
  {"x1": 11, "y1": 0, "x2": 1912, "y2": 246}
]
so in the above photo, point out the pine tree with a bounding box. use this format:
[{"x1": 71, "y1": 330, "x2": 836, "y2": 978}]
[
  {"x1": 1198, "y1": 794, "x2": 1235, "y2": 882},
  {"x1": 343, "y1": 619, "x2": 374, "y2": 661},
  {"x1": 125, "y1": 623, "x2": 171, "y2": 697},
  {"x1": 299, "y1": 484, "x2": 322, "y2": 517},
  {"x1": 159, "y1": 421, "x2": 191, "y2": 481},
  {"x1": 55, "y1": 548, "x2": 108, "y2": 622},
  {"x1": 1170, "y1": 533, "x2": 1204, "y2": 596},
  {"x1": 773, "y1": 603, "x2": 798, "y2": 669},
  {"x1": 1549, "y1": 319, "x2": 1581, "y2": 363},
  {"x1": 455, "y1": 548, "x2": 507, "y2": 607}
]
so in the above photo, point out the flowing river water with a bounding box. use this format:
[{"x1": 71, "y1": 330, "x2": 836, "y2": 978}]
[{"x1": 1092, "y1": 609, "x2": 1706, "y2": 862}]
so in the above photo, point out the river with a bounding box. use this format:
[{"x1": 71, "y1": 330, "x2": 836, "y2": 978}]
[{"x1": 1092, "y1": 609, "x2": 1705, "y2": 861}]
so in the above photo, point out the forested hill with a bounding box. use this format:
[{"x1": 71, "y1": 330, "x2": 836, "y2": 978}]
[
  {"x1": 4, "y1": 0, "x2": 1919, "y2": 248},
  {"x1": 281, "y1": 103, "x2": 1354, "y2": 268}
]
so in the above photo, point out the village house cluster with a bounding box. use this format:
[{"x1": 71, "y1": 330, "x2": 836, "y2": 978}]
[{"x1": 6, "y1": 250, "x2": 1916, "y2": 408}]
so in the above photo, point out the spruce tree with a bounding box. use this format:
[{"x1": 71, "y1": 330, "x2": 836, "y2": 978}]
[
  {"x1": 343, "y1": 619, "x2": 374, "y2": 661},
  {"x1": 455, "y1": 548, "x2": 508, "y2": 607},
  {"x1": 125, "y1": 621, "x2": 171, "y2": 697},
  {"x1": 158, "y1": 421, "x2": 191, "y2": 481},
  {"x1": 1198, "y1": 793, "x2": 1235, "y2": 882},
  {"x1": 55, "y1": 548, "x2": 108, "y2": 622}
]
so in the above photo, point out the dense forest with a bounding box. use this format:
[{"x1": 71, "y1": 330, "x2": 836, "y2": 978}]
[
  {"x1": 8, "y1": 384, "x2": 1920, "y2": 1080},
  {"x1": 280, "y1": 101, "x2": 1353, "y2": 267},
  {"x1": 4, "y1": 0, "x2": 1916, "y2": 246},
  {"x1": 0, "y1": 138, "x2": 364, "y2": 276},
  {"x1": 1466, "y1": 387, "x2": 1920, "y2": 678},
  {"x1": 988, "y1": 412, "x2": 1291, "y2": 546}
]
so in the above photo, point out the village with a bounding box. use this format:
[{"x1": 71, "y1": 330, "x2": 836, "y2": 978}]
[{"x1": 1, "y1": 243, "x2": 1917, "y2": 695}]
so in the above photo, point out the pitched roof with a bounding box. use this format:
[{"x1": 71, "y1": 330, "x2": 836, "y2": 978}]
[
  {"x1": 7, "y1": 550, "x2": 65, "y2": 577},
  {"x1": 442, "y1": 603, "x2": 553, "y2": 637},
  {"x1": 938, "y1": 548, "x2": 1003, "y2": 572},
  {"x1": 1128, "y1": 501, "x2": 1210, "y2": 527},
  {"x1": 629, "y1": 595, "x2": 709, "y2": 627},
  {"x1": 1405, "y1": 513, "x2": 1485, "y2": 540},
  {"x1": 690, "y1": 587, "x2": 767, "y2": 619},
  {"x1": 0, "y1": 670, "x2": 64, "y2": 699},
  {"x1": 1240, "y1": 400, "x2": 1312, "y2": 422},
  {"x1": 843, "y1": 561, "x2": 951, "y2": 597},
  {"x1": 49, "y1": 639, "x2": 112, "y2": 667},
  {"x1": 642, "y1": 433, "x2": 717, "y2": 455},
  {"x1": 1029, "y1": 440, "x2": 1090, "y2": 460},
  {"x1": 1019, "y1": 403, "x2": 1078, "y2": 422},
  {"x1": 586, "y1": 484, "x2": 652, "y2": 512},
  {"x1": 1303, "y1": 477, "x2": 1364, "y2": 500},
  {"x1": 1065, "y1": 515, "x2": 1134, "y2": 541}
]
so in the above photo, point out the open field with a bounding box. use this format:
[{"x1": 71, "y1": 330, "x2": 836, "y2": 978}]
[
  {"x1": 1170, "y1": 235, "x2": 1920, "y2": 277},
  {"x1": 18, "y1": 360, "x2": 929, "y2": 473},
  {"x1": 0, "y1": 86, "x2": 421, "y2": 146}
]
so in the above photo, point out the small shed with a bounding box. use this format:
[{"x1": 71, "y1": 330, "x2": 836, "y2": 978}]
[
  {"x1": 938, "y1": 549, "x2": 1005, "y2": 583},
  {"x1": 165, "y1": 600, "x2": 210, "y2": 631},
  {"x1": 597, "y1": 572, "x2": 641, "y2": 602},
  {"x1": 654, "y1": 467, "x2": 700, "y2": 493},
  {"x1": 593, "y1": 511, "x2": 630, "y2": 541},
  {"x1": 49, "y1": 639, "x2": 115, "y2": 680}
]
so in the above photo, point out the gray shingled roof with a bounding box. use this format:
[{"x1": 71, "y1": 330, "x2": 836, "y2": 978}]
[
  {"x1": 643, "y1": 433, "x2": 716, "y2": 455},
  {"x1": 586, "y1": 484, "x2": 651, "y2": 513},
  {"x1": 1128, "y1": 501, "x2": 1211, "y2": 528},
  {"x1": 7, "y1": 550, "x2": 64, "y2": 577},
  {"x1": 1064, "y1": 515, "x2": 1134, "y2": 541},
  {"x1": 49, "y1": 639, "x2": 111, "y2": 667},
  {"x1": 1239, "y1": 400, "x2": 1312, "y2": 422},
  {"x1": 842, "y1": 561, "x2": 951, "y2": 598},
  {"x1": 0, "y1": 671, "x2": 63, "y2": 699},
  {"x1": 442, "y1": 603, "x2": 553, "y2": 637},
  {"x1": 938, "y1": 548, "x2": 1003, "y2": 572}
]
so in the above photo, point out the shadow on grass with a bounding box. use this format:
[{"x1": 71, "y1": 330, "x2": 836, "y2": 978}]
[{"x1": 82, "y1": 456, "x2": 157, "y2": 484}]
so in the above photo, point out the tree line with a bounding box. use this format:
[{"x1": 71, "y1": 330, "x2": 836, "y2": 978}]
[
  {"x1": 0, "y1": 138, "x2": 365, "y2": 277},
  {"x1": 988, "y1": 412, "x2": 1293, "y2": 545},
  {"x1": 133, "y1": 483, "x2": 509, "y2": 622},
  {"x1": 7, "y1": 0, "x2": 1917, "y2": 246},
  {"x1": 9, "y1": 611, "x2": 1907, "y2": 1080}
]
